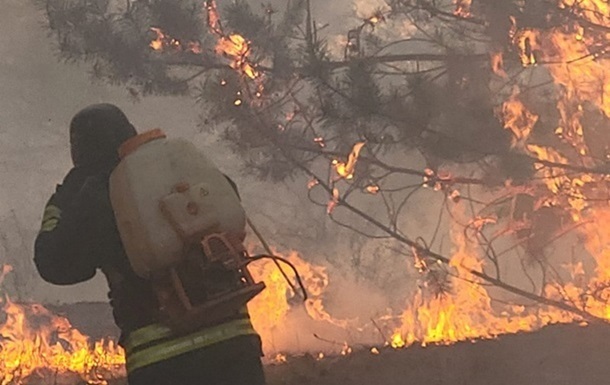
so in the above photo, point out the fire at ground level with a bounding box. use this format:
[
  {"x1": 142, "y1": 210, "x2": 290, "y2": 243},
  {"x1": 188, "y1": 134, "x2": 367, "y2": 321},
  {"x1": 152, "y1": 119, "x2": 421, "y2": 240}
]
[
  {"x1": 20, "y1": 303, "x2": 610, "y2": 385},
  {"x1": 17, "y1": 322, "x2": 610, "y2": 385}
]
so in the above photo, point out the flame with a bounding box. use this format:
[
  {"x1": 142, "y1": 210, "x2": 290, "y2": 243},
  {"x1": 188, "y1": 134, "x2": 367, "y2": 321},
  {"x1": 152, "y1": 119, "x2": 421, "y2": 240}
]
[
  {"x1": 327, "y1": 187, "x2": 340, "y2": 214},
  {"x1": 568, "y1": 209, "x2": 610, "y2": 319},
  {"x1": 272, "y1": 353, "x2": 287, "y2": 364},
  {"x1": 364, "y1": 10, "x2": 386, "y2": 27},
  {"x1": 334, "y1": 142, "x2": 366, "y2": 180},
  {"x1": 387, "y1": 3, "x2": 610, "y2": 342},
  {"x1": 149, "y1": 27, "x2": 201, "y2": 54},
  {"x1": 7, "y1": 217, "x2": 610, "y2": 381},
  {"x1": 0, "y1": 294, "x2": 124, "y2": 384},
  {"x1": 205, "y1": 1, "x2": 260, "y2": 80},
  {"x1": 490, "y1": 50, "x2": 507, "y2": 78},
  {"x1": 205, "y1": 0, "x2": 223, "y2": 36},
  {"x1": 215, "y1": 34, "x2": 259, "y2": 79},
  {"x1": 307, "y1": 178, "x2": 319, "y2": 190},
  {"x1": 0, "y1": 251, "x2": 341, "y2": 382},
  {"x1": 505, "y1": 0, "x2": 610, "y2": 218},
  {"x1": 499, "y1": 88, "x2": 539, "y2": 148},
  {"x1": 215, "y1": 34, "x2": 248, "y2": 58},
  {"x1": 513, "y1": 1, "x2": 610, "y2": 158},
  {"x1": 454, "y1": 0, "x2": 472, "y2": 17},
  {"x1": 247, "y1": 250, "x2": 352, "y2": 352},
  {"x1": 149, "y1": 27, "x2": 165, "y2": 51},
  {"x1": 515, "y1": 29, "x2": 539, "y2": 66},
  {"x1": 47, "y1": 0, "x2": 595, "y2": 371},
  {"x1": 366, "y1": 184, "x2": 380, "y2": 194},
  {"x1": 389, "y1": 207, "x2": 580, "y2": 350}
]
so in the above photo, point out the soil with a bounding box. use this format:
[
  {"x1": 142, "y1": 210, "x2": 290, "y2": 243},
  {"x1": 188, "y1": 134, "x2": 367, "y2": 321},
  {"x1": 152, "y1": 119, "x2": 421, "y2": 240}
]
[{"x1": 265, "y1": 322, "x2": 610, "y2": 385}]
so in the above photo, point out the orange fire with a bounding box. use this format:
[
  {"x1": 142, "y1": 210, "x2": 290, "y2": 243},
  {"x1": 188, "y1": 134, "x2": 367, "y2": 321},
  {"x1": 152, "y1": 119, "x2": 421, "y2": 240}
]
[
  {"x1": 205, "y1": 0, "x2": 223, "y2": 36},
  {"x1": 454, "y1": 0, "x2": 472, "y2": 17},
  {"x1": 499, "y1": 88, "x2": 538, "y2": 148},
  {"x1": 326, "y1": 187, "x2": 340, "y2": 214},
  {"x1": 247, "y1": 251, "x2": 340, "y2": 337},
  {"x1": 375, "y1": 0, "x2": 610, "y2": 333},
  {"x1": 388, "y1": 198, "x2": 610, "y2": 350},
  {"x1": 4, "y1": 222, "x2": 610, "y2": 382},
  {"x1": 205, "y1": 0, "x2": 259, "y2": 80},
  {"x1": 0, "y1": 252, "x2": 341, "y2": 382},
  {"x1": 149, "y1": 27, "x2": 202, "y2": 54},
  {"x1": 0, "y1": 297, "x2": 125, "y2": 384},
  {"x1": 391, "y1": 217, "x2": 546, "y2": 348},
  {"x1": 333, "y1": 142, "x2": 366, "y2": 180},
  {"x1": 215, "y1": 34, "x2": 259, "y2": 80},
  {"x1": 490, "y1": 50, "x2": 507, "y2": 78}
]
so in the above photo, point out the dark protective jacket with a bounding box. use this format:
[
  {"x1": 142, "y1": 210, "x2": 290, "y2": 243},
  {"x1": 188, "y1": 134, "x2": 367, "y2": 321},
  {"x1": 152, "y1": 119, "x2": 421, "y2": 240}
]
[{"x1": 34, "y1": 167, "x2": 265, "y2": 384}]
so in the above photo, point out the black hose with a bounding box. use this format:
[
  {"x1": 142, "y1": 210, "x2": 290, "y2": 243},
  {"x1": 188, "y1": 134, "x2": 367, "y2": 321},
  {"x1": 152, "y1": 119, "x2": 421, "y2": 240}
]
[{"x1": 247, "y1": 254, "x2": 309, "y2": 301}]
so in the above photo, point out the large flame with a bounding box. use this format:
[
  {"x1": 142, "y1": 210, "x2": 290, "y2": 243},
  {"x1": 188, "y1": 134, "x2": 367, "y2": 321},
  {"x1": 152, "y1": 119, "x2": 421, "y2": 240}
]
[
  {"x1": 247, "y1": 250, "x2": 351, "y2": 347},
  {"x1": 0, "y1": 252, "x2": 340, "y2": 382},
  {"x1": 206, "y1": 0, "x2": 260, "y2": 80},
  {"x1": 390, "y1": 213, "x2": 563, "y2": 349},
  {"x1": 215, "y1": 34, "x2": 259, "y2": 80},
  {"x1": 0, "y1": 296, "x2": 125, "y2": 385}
]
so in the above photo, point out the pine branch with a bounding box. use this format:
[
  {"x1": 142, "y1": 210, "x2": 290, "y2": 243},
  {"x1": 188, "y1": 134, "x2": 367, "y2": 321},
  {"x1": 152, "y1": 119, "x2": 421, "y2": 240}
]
[{"x1": 242, "y1": 104, "x2": 608, "y2": 324}]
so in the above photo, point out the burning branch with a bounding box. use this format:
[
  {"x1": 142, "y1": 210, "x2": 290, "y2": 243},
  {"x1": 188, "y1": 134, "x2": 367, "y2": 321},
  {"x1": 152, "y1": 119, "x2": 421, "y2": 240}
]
[
  {"x1": 246, "y1": 107, "x2": 609, "y2": 324},
  {"x1": 149, "y1": 27, "x2": 202, "y2": 54},
  {"x1": 333, "y1": 142, "x2": 366, "y2": 180},
  {"x1": 205, "y1": 0, "x2": 260, "y2": 80}
]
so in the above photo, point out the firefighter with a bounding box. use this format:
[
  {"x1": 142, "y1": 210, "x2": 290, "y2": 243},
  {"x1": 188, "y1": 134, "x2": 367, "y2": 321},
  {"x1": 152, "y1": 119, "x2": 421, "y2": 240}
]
[{"x1": 34, "y1": 104, "x2": 266, "y2": 385}]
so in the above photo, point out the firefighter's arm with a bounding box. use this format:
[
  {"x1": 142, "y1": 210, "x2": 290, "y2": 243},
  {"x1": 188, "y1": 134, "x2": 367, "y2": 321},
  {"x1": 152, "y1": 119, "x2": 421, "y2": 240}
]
[{"x1": 34, "y1": 169, "x2": 103, "y2": 285}]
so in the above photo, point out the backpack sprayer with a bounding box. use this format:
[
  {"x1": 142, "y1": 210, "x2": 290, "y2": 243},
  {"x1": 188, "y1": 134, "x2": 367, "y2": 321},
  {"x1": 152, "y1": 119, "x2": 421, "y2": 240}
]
[{"x1": 109, "y1": 129, "x2": 306, "y2": 334}]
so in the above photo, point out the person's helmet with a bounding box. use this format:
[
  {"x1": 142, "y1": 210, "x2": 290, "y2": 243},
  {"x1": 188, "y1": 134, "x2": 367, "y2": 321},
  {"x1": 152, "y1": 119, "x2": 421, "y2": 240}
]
[{"x1": 69, "y1": 104, "x2": 137, "y2": 173}]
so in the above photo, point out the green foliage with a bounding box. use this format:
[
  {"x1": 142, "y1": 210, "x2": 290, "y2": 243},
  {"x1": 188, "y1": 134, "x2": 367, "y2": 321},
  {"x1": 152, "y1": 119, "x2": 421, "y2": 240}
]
[
  {"x1": 223, "y1": 0, "x2": 268, "y2": 43},
  {"x1": 41, "y1": 0, "x2": 556, "y2": 195},
  {"x1": 44, "y1": 0, "x2": 204, "y2": 95}
]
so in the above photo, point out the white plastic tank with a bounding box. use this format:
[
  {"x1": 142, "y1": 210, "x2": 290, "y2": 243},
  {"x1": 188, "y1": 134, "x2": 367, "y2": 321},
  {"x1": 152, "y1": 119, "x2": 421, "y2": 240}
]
[{"x1": 109, "y1": 129, "x2": 246, "y2": 279}]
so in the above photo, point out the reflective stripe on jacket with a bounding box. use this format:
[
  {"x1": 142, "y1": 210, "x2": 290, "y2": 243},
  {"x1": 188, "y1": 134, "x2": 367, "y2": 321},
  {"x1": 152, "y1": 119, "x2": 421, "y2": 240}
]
[
  {"x1": 124, "y1": 318, "x2": 258, "y2": 373},
  {"x1": 40, "y1": 204, "x2": 62, "y2": 233}
]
